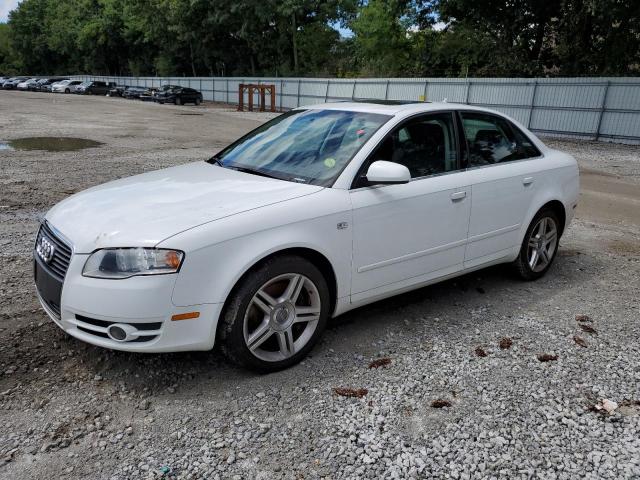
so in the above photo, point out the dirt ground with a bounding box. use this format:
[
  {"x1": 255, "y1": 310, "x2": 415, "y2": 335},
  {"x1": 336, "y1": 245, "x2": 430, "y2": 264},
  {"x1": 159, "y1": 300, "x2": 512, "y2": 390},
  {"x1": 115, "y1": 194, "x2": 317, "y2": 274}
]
[{"x1": 0, "y1": 92, "x2": 639, "y2": 479}]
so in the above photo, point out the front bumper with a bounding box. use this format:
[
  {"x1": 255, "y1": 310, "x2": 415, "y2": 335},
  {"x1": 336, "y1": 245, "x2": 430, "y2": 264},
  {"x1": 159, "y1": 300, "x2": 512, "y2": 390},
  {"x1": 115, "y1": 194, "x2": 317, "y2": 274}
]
[{"x1": 36, "y1": 253, "x2": 222, "y2": 352}]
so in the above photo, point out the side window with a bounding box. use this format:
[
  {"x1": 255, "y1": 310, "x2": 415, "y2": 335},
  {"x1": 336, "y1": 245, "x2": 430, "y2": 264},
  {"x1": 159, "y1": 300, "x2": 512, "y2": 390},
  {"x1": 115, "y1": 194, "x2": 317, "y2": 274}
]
[
  {"x1": 369, "y1": 112, "x2": 458, "y2": 178},
  {"x1": 460, "y1": 112, "x2": 540, "y2": 166}
]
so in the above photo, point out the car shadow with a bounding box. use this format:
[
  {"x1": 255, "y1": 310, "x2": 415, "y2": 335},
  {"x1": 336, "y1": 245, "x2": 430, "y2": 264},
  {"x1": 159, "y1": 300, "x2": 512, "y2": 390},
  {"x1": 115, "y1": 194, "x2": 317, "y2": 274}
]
[{"x1": 0, "y1": 244, "x2": 598, "y2": 398}]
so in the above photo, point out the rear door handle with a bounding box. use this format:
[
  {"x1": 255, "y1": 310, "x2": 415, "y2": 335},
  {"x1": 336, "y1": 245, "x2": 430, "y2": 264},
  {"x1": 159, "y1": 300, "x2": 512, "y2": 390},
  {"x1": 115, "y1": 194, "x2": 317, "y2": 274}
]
[
  {"x1": 450, "y1": 191, "x2": 467, "y2": 201},
  {"x1": 523, "y1": 177, "x2": 534, "y2": 186}
]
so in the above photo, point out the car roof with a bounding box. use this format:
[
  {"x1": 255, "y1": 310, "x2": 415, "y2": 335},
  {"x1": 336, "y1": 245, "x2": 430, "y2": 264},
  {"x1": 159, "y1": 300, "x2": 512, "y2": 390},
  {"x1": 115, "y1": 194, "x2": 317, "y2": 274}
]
[{"x1": 301, "y1": 101, "x2": 505, "y2": 117}]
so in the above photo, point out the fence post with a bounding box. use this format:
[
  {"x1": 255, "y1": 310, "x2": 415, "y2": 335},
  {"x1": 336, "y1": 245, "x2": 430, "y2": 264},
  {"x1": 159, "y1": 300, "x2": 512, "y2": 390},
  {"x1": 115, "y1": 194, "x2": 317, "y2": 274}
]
[
  {"x1": 423, "y1": 80, "x2": 428, "y2": 102},
  {"x1": 351, "y1": 80, "x2": 357, "y2": 100},
  {"x1": 465, "y1": 80, "x2": 471, "y2": 104},
  {"x1": 595, "y1": 80, "x2": 611, "y2": 141},
  {"x1": 296, "y1": 79, "x2": 301, "y2": 107},
  {"x1": 226, "y1": 79, "x2": 229, "y2": 104},
  {"x1": 279, "y1": 79, "x2": 283, "y2": 111},
  {"x1": 325, "y1": 79, "x2": 330, "y2": 102},
  {"x1": 527, "y1": 80, "x2": 538, "y2": 129},
  {"x1": 384, "y1": 80, "x2": 390, "y2": 100}
]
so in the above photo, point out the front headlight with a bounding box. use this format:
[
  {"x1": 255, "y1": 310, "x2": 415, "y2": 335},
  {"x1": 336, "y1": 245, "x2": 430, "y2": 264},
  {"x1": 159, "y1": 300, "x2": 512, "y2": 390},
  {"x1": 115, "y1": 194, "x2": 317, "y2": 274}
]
[{"x1": 82, "y1": 248, "x2": 184, "y2": 279}]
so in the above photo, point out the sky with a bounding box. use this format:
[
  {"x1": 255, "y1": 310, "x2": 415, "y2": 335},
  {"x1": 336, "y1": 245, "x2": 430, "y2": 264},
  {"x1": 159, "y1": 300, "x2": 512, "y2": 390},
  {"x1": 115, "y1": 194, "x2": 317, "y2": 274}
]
[{"x1": 1, "y1": 0, "x2": 20, "y2": 22}]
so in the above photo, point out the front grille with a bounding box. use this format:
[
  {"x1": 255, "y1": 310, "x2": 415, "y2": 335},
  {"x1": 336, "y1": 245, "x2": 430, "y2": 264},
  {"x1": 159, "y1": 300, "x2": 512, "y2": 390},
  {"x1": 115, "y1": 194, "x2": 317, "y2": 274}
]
[
  {"x1": 36, "y1": 222, "x2": 73, "y2": 280},
  {"x1": 74, "y1": 315, "x2": 161, "y2": 343}
]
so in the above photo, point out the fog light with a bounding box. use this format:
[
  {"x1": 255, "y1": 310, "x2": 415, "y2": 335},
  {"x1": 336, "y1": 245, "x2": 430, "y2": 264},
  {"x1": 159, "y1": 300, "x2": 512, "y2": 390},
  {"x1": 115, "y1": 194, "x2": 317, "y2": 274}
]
[{"x1": 107, "y1": 323, "x2": 138, "y2": 342}]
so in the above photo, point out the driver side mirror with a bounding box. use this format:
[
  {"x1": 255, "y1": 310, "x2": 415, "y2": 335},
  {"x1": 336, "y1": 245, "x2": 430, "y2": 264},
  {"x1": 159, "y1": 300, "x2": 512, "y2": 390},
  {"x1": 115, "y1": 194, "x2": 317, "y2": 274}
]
[{"x1": 363, "y1": 161, "x2": 411, "y2": 186}]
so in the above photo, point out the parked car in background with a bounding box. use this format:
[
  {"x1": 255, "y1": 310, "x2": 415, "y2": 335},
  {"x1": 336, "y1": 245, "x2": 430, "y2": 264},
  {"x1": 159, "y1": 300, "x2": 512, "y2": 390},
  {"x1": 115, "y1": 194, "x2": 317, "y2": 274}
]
[
  {"x1": 16, "y1": 78, "x2": 38, "y2": 90},
  {"x1": 140, "y1": 87, "x2": 158, "y2": 102},
  {"x1": 121, "y1": 86, "x2": 147, "y2": 99},
  {"x1": 155, "y1": 86, "x2": 203, "y2": 105},
  {"x1": 2, "y1": 77, "x2": 29, "y2": 90},
  {"x1": 75, "y1": 81, "x2": 114, "y2": 95},
  {"x1": 38, "y1": 78, "x2": 69, "y2": 92},
  {"x1": 151, "y1": 84, "x2": 181, "y2": 101},
  {"x1": 29, "y1": 78, "x2": 48, "y2": 91},
  {"x1": 32, "y1": 102, "x2": 579, "y2": 371},
  {"x1": 52, "y1": 80, "x2": 83, "y2": 93},
  {"x1": 106, "y1": 85, "x2": 127, "y2": 97}
]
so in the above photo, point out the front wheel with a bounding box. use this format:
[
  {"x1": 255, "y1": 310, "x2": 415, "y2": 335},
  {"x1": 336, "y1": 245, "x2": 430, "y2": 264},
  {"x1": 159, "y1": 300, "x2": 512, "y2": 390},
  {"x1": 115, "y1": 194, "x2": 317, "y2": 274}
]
[
  {"x1": 195, "y1": 98, "x2": 201, "y2": 105},
  {"x1": 65, "y1": 89, "x2": 70, "y2": 93},
  {"x1": 513, "y1": 208, "x2": 560, "y2": 280},
  {"x1": 219, "y1": 255, "x2": 330, "y2": 372}
]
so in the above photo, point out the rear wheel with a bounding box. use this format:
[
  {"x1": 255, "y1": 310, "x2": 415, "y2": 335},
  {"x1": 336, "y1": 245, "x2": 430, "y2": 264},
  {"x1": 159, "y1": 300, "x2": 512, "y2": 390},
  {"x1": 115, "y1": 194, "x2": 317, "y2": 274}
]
[
  {"x1": 219, "y1": 255, "x2": 330, "y2": 372},
  {"x1": 513, "y1": 208, "x2": 560, "y2": 280},
  {"x1": 195, "y1": 98, "x2": 201, "y2": 105},
  {"x1": 65, "y1": 88, "x2": 70, "y2": 93}
]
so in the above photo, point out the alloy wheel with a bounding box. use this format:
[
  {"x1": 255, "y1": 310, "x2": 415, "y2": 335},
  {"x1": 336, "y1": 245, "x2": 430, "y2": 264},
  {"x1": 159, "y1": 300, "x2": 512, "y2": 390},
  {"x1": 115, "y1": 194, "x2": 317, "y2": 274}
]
[
  {"x1": 526, "y1": 216, "x2": 558, "y2": 272},
  {"x1": 243, "y1": 273, "x2": 321, "y2": 363}
]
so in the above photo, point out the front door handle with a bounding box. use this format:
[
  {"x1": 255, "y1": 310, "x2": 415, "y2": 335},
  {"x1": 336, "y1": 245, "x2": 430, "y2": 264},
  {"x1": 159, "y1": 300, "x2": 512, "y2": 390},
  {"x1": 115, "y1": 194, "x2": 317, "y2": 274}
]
[
  {"x1": 450, "y1": 191, "x2": 467, "y2": 201},
  {"x1": 523, "y1": 177, "x2": 534, "y2": 186}
]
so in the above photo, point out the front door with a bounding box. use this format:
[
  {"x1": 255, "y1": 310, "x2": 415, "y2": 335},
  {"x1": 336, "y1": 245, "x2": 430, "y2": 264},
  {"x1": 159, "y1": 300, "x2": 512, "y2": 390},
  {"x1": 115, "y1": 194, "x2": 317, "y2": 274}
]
[{"x1": 350, "y1": 112, "x2": 471, "y2": 302}]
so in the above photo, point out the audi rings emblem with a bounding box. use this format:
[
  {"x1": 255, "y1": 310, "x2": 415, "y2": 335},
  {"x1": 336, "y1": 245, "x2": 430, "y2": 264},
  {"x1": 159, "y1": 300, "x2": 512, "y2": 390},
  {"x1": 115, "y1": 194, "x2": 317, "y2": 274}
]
[{"x1": 36, "y1": 236, "x2": 56, "y2": 264}]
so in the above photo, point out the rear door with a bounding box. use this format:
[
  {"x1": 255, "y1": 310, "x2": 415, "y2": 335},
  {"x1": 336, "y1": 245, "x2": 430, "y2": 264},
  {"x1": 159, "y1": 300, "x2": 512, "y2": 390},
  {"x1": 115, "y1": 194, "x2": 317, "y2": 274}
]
[
  {"x1": 350, "y1": 112, "x2": 471, "y2": 302},
  {"x1": 458, "y1": 111, "x2": 543, "y2": 268}
]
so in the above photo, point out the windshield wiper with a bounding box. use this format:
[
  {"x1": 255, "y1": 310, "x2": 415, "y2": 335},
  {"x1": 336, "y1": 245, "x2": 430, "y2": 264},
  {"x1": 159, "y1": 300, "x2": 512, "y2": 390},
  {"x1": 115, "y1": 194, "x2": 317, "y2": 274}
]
[
  {"x1": 228, "y1": 166, "x2": 281, "y2": 180},
  {"x1": 207, "y1": 156, "x2": 223, "y2": 167}
]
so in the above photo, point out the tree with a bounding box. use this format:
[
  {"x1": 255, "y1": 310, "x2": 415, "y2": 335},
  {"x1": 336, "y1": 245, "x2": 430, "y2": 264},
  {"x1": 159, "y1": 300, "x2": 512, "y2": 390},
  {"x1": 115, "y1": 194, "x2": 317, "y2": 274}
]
[
  {"x1": 0, "y1": 23, "x2": 20, "y2": 74},
  {"x1": 3, "y1": 0, "x2": 638, "y2": 77},
  {"x1": 350, "y1": 0, "x2": 420, "y2": 76}
]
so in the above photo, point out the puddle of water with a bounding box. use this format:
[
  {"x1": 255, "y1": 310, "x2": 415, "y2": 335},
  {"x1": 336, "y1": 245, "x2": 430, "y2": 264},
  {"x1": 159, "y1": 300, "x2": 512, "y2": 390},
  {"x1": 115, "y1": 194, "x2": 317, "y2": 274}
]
[{"x1": 0, "y1": 137, "x2": 104, "y2": 152}]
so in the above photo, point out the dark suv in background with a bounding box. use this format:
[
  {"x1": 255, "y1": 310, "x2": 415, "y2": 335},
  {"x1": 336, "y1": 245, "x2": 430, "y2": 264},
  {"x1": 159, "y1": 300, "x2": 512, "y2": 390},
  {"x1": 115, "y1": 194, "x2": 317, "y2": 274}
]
[{"x1": 155, "y1": 86, "x2": 203, "y2": 105}]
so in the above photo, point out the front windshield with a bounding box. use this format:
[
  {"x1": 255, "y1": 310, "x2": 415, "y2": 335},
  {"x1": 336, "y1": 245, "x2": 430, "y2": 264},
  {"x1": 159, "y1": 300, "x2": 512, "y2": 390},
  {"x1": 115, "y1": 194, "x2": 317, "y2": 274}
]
[{"x1": 213, "y1": 109, "x2": 390, "y2": 186}]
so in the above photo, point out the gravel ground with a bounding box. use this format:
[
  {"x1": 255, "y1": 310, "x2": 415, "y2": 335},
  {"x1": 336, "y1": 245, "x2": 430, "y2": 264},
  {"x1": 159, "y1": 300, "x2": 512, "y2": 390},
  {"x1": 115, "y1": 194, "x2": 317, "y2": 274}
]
[{"x1": 1, "y1": 92, "x2": 639, "y2": 479}]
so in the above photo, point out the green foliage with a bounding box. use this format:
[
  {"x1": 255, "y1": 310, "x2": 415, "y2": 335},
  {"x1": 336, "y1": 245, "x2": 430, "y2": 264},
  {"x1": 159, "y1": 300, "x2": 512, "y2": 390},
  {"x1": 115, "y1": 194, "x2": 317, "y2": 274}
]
[
  {"x1": 0, "y1": 23, "x2": 20, "y2": 74},
  {"x1": 3, "y1": 0, "x2": 638, "y2": 77}
]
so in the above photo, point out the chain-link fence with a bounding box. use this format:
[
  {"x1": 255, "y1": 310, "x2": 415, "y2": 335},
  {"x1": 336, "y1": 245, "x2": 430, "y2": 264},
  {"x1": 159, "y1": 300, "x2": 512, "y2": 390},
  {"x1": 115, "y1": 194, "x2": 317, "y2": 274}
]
[{"x1": 76, "y1": 75, "x2": 640, "y2": 144}]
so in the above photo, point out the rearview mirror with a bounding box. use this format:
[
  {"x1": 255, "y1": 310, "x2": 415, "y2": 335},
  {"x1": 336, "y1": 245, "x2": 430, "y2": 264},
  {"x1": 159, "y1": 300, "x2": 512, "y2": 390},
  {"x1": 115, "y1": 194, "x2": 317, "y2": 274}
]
[{"x1": 365, "y1": 161, "x2": 410, "y2": 186}]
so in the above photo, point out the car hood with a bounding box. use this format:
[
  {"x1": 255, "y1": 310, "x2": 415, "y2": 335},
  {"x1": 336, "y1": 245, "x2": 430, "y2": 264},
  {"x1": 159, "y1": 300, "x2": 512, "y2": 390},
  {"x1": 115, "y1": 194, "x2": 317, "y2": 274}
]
[{"x1": 46, "y1": 162, "x2": 323, "y2": 253}]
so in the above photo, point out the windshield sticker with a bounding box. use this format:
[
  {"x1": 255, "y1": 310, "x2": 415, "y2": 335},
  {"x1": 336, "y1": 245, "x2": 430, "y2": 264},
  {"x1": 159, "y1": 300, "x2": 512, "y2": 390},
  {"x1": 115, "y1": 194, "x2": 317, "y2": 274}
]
[{"x1": 324, "y1": 158, "x2": 336, "y2": 168}]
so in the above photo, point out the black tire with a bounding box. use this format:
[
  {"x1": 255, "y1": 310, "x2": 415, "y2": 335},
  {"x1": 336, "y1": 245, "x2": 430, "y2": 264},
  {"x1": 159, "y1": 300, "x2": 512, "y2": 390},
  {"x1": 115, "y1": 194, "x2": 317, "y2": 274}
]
[
  {"x1": 65, "y1": 88, "x2": 70, "y2": 93},
  {"x1": 219, "y1": 255, "x2": 330, "y2": 372},
  {"x1": 195, "y1": 98, "x2": 201, "y2": 106},
  {"x1": 513, "y1": 208, "x2": 561, "y2": 281}
]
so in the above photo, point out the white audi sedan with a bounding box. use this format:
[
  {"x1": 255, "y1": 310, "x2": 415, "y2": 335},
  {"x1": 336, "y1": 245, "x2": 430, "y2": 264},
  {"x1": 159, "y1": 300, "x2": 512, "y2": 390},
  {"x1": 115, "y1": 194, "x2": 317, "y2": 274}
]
[{"x1": 34, "y1": 102, "x2": 579, "y2": 371}]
